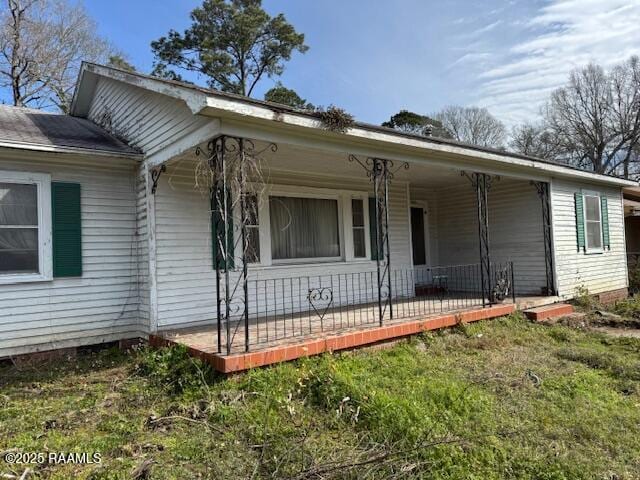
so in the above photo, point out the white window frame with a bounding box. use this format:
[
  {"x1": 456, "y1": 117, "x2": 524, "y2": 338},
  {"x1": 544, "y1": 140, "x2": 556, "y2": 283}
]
[
  {"x1": 582, "y1": 190, "x2": 604, "y2": 254},
  {"x1": 248, "y1": 184, "x2": 371, "y2": 267},
  {"x1": 244, "y1": 193, "x2": 261, "y2": 265},
  {"x1": 349, "y1": 196, "x2": 368, "y2": 260},
  {"x1": 0, "y1": 170, "x2": 52, "y2": 284}
]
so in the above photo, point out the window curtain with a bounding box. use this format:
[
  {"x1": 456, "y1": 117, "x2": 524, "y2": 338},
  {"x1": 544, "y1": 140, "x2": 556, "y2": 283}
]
[
  {"x1": 0, "y1": 183, "x2": 39, "y2": 273},
  {"x1": 270, "y1": 196, "x2": 340, "y2": 259}
]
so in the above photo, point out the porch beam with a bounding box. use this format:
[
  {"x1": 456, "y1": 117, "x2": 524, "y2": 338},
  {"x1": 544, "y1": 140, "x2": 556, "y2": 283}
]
[
  {"x1": 145, "y1": 120, "x2": 221, "y2": 170},
  {"x1": 217, "y1": 119, "x2": 556, "y2": 184}
]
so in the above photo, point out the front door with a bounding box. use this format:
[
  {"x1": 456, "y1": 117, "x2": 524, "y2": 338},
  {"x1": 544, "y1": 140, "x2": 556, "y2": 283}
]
[{"x1": 411, "y1": 207, "x2": 426, "y2": 266}]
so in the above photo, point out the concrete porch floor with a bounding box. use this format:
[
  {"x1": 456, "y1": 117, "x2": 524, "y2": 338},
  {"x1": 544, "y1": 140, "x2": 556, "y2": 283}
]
[{"x1": 149, "y1": 295, "x2": 559, "y2": 373}]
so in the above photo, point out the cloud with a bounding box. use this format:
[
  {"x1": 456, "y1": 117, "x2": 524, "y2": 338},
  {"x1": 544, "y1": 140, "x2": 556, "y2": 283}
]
[
  {"x1": 473, "y1": 0, "x2": 640, "y2": 125},
  {"x1": 447, "y1": 52, "x2": 491, "y2": 70},
  {"x1": 469, "y1": 20, "x2": 503, "y2": 37}
]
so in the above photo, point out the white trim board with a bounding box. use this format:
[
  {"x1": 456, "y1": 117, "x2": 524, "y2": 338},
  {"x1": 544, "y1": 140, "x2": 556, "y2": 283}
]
[{"x1": 0, "y1": 170, "x2": 52, "y2": 285}]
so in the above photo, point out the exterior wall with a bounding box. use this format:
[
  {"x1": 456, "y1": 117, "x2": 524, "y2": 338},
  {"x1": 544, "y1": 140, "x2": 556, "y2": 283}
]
[
  {"x1": 551, "y1": 179, "x2": 628, "y2": 298},
  {"x1": 0, "y1": 152, "x2": 141, "y2": 358},
  {"x1": 153, "y1": 164, "x2": 412, "y2": 331},
  {"x1": 417, "y1": 177, "x2": 547, "y2": 295},
  {"x1": 86, "y1": 76, "x2": 211, "y2": 155}
]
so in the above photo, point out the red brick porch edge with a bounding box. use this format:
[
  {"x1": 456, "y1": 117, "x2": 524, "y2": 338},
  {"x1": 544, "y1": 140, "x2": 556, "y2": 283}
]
[{"x1": 150, "y1": 304, "x2": 515, "y2": 373}]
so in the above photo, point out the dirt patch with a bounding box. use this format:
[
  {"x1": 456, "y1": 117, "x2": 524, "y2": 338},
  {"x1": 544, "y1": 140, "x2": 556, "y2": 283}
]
[
  {"x1": 544, "y1": 311, "x2": 640, "y2": 338},
  {"x1": 592, "y1": 327, "x2": 640, "y2": 338}
]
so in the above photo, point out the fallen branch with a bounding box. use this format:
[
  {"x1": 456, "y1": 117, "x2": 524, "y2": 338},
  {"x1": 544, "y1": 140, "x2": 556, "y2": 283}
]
[
  {"x1": 287, "y1": 431, "x2": 519, "y2": 480},
  {"x1": 147, "y1": 415, "x2": 225, "y2": 435}
]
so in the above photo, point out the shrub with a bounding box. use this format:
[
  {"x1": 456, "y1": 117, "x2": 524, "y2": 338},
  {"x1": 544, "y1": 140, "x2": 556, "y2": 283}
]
[
  {"x1": 611, "y1": 296, "x2": 640, "y2": 319},
  {"x1": 573, "y1": 285, "x2": 597, "y2": 310},
  {"x1": 134, "y1": 345, "x2": 216, "y2": 395}
]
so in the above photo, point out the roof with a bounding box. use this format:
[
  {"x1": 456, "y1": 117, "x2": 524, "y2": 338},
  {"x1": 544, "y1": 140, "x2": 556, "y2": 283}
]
[
  {"x1": 0, "y1": 104, "x2": 139, "y2": 157},
  {"x1": 71, "y1": 63, "x2": 638, "y2": 186}
]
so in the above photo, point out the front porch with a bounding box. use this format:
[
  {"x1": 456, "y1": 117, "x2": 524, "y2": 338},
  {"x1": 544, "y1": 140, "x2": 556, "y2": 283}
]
[
  {"x1": 148, "y1": 260, "x2": 558, "y2": 372},
  {"x1": 150, "y1": 294, "x2": 557, "y2": 372},
  {"x1": 146, "y1": 133, "x2": 560, "y2": 372}
]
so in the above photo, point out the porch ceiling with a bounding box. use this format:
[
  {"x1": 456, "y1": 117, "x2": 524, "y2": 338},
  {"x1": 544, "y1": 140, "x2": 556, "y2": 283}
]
[{"x1": 169, "y1": 139, "x2": 472, "y2": 189}]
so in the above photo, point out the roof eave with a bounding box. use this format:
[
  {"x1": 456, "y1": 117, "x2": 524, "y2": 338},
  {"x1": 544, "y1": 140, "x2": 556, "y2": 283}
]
[
  {"x1": 198, "y1": 101, "x2": 638, "y2": 188},
  {"x1": 0, "y1": 140, "x2": 143, "y2": 160},
  {"x1": 70, "y1": 62, "x2": 639, "y2": 188}
]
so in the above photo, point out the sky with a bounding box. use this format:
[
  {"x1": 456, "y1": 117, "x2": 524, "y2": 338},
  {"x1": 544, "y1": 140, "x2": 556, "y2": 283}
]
[{"x1": 83, "y1": 0, "x2": 640, "y2": 128}]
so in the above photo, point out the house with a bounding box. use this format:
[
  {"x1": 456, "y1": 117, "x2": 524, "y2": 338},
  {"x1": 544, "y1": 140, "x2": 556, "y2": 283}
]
[{"x1": 0, "y1": 62, "x2": 635, "y2": 370}]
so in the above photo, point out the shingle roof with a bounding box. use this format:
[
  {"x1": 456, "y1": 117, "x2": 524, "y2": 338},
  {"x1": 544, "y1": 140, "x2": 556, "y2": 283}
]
[{"x1": 0, "y1": 104, "x2": 139, "y2": 156}]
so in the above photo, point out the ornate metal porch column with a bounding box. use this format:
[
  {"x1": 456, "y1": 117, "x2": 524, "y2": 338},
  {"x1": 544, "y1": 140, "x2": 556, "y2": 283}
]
[
  {"x1": 196, "y1": 136, "x2": 276, "y2": 355},
  {"x1": 462, "y1": 172, "x2": 497, "y2": 306},
  {"x1": 349, "y1": 155, "x2": 408, "y2": 325},
  {"x1": 531, "y1": 181, "x2": 556, "y2": 295}
]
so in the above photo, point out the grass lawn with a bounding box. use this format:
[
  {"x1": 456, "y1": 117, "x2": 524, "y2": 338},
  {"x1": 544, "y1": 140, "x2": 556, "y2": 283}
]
[{"x1": 1, "y1": 313, "x2": 640, "y2": 479}]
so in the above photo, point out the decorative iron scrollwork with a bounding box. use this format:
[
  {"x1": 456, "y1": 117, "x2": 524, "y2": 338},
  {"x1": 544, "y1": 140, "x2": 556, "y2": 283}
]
[
  {"x1": 461, "y1": 171, "x2": 498, "y2": 305},
  {"x1": 150, "y1": 165, "x2": 166, "y2": 195},
  {"x1": 461, "y1": 171, "x2": 500, "y2": 190},
  {"x1": 348, "y1": 154, "x2": 409, "y2": 324},
  {"x1": 308, "y1": 287, "x2": 334, "y2": 322},
  {"x1": 194, "y1": 134, "x2": 278, "y2": 355},
  {"x1": 491, "y1": 266, "x2": 511, "y2": 302},
  {"x1": 348, "y1": 155, "x2": 409, "y2": 180}
]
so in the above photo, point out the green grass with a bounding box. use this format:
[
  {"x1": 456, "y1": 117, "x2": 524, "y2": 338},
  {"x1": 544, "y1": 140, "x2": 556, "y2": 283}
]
[{"x1": 1, "y1": 314, "x2": 640, "y2": 479}]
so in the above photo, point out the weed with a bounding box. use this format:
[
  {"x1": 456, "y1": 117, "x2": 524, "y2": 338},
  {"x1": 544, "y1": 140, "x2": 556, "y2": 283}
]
[
  {"x1": 134, "y1": 345, "x2": 217, "y2": 395},
  {"x1": 574, "y1": 284, "x2": 598, "y2": 310},
  {"x1": 1, "y1": 320, "x2": 640, "y2": 479}
]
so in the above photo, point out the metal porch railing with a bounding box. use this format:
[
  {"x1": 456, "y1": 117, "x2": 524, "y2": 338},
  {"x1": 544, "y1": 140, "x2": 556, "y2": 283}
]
[{"x1": 217, "y1": 261, "x2": 515, "y2": 354}]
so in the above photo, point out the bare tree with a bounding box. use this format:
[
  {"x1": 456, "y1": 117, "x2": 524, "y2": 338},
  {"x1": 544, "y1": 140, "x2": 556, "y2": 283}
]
[
  {"x1": 0, "y1": 0, "x2": 116, "y2": 112},
  {"x1": 434, "y1": 105, "x2": 506, "y2": 148},
  {"x1": 510, "y1": 122, "x2": 562, "y2": 160},
  {"x1": 543, "y1": 57, "x2": 640, "y2": 178},
  {"x1": 0, "y1": 0, "x2": 46, "y2": 106}
]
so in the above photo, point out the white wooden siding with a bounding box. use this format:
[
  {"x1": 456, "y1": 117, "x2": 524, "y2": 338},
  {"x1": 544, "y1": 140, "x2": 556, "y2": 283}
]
[
  {"x1": 0, "y1": 153, "x2": 141, "y2": 358},
  {"x1": 551, "y1": 179, "x2": 627, "y2": 297},
  {"x1": 153, "y1": 165, "x2": 411, "y2": 330},
  {"x1": 86, "y1": 77, "x2": 212, "y2": 155},
  {"x1": 428, "y1": 177, "x2": 547, "y2": 295}
]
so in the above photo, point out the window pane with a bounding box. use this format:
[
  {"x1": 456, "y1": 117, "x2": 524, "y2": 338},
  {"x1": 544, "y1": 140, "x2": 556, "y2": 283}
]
[
  {"x1": 247, "y1": 227, "x2": 260, "y2": 263},
  {"x1": 0, "y1": 183, "x2": 38, "y2": 226},
  {"x1": 351, "y1": 199, "x2": 364, "y2": 227},
  {"x1": 0, "y1": 228, "x2": 38, "y2": 273},
  {"x1": 270, "y1": 196, "x2": 340, "y2": 260},
  {"x1": 586, "y1": 222, "x2": 602, "y2": 249},
  {"x1": 353, "y1": 228, "x2": 366, "y2": 258},
  {"x1": 585, "y1": 195, "x2": 600, "y2": 222}
]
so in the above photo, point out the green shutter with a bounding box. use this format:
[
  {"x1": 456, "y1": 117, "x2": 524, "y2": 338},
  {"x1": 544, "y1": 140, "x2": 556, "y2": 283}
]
[
  {"x1": 368, "y1": 197, "x2": 379, "y2": 261},
  {"x1": 52, "y1": 182, "x2": 82, "y2": 277},
  {"x1": 575, "y1": 193, "x2": 585, "y2": 252},
  {"x1": 601, "y1": 195, "x2": 610, "y2": 250},
  {"x1": 211, "y1": 187, "x2": 234, "y2": 270}
]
